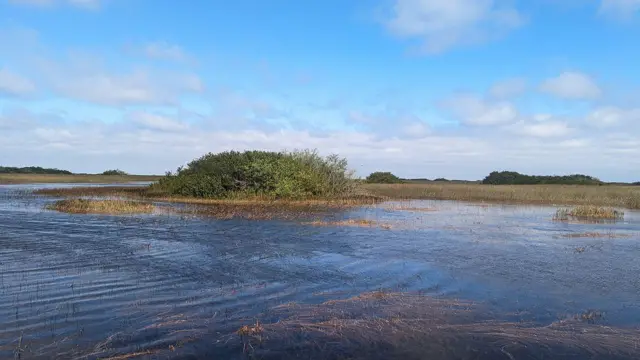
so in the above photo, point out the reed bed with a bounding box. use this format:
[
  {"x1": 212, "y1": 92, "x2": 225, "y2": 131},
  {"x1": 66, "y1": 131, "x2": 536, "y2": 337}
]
[
  {"x1": 46, "y1": 199, "x2": 155, "y2": 214},
  {"x1": 363, "y1": 183, "x2": 640, "y2": 209}
]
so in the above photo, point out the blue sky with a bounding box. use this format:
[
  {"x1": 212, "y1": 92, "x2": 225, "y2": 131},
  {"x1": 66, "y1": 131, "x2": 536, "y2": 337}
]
[{"x1": 1, "y1": 0, "x2": 640, "y2": 181}]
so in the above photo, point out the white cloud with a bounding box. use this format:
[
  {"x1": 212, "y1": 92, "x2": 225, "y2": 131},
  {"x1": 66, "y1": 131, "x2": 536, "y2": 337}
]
[
  {"x1": 513, "y1": 120, "x2": 572, "y2": 138},
  {"x1": 539, "y1": 71, "x2": 602, "y2": 100},
  {"x1": 0, "y1": 68, "x2": 36, "y2": 96},
  {"x1": 489, "y1": 77, "x2": 527, "y2": 99},
  {"x1": 586, "y1": 106, "x2": 640, "y2": 127},
  {"x1": 142, "y1": 42, "x2": 190, "y2": 62},
  {"x1": 38, "y1": 56, "x2": 204, "y2": 105},
  {"x1": 599, "y1": 0, "x2": 640, "y2": 19},
  {"x1": 441, "y1": 94, "x2": 519, "y2": 126},
  {"x1": 385, "y1": 0, "x2": 523, "y2": 53},
  {"x1": 129, "y1": 112, "x2": 189, "y2": 132}
]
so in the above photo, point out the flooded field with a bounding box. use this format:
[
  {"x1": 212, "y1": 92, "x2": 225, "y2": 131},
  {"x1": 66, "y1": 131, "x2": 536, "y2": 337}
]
[{"x1": 1, "y1": 184, "x2": 640, "y2": 359}]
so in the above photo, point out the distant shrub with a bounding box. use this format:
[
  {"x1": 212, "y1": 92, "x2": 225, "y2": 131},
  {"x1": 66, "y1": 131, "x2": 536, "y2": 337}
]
[
  {"x1": 0, "y1": 166, "x2": 72, "y2": 175},
  {"x1": 433, "y1": 178, "x2": 449, "y2": 182},
  {"x1": 102, "y1": 169, "x2": 128, "y2": 176},
  {"x1": 154, "y1": 149, "x2": 356, "y2": 199},
  {"x1": 482, "y1": 171, "x2": 602, "y2": 185},
  {"x1": 365, "y1": 172, "x2": 403, "y2": 184}
]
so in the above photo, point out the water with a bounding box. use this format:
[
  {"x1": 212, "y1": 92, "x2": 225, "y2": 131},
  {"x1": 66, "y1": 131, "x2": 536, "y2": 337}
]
[{"x1": 1, "y1": 184, "x2": 639, "y2": 359}]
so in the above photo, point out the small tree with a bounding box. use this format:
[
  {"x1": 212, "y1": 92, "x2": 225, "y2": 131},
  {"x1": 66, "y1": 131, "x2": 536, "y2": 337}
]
[
  {"x1": 102, "y1": 169, "x2": 128, "y2": 176},
  {"x1": 365, "y1": 171, "x2": 403, "y2": 184}
]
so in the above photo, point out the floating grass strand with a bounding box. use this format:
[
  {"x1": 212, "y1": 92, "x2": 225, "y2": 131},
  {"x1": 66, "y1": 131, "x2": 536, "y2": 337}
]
[{"x1": 46, "y1": 199, "x2": 154, "y2": 214}]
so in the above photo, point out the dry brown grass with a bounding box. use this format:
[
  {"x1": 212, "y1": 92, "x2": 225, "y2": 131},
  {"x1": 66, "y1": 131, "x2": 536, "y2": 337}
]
[
  {"x1": 363, "y1": 183, "x2": 640, "y2": 209},
  {"x1": 0, "y1": 173, "x2": 160, "y2": 184},
  {"x1": 46, "y1": 199, "x2": 155, "y2": 214}
]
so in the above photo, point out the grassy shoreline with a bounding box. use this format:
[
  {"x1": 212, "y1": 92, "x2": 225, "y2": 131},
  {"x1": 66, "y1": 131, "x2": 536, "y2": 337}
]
[
  {"x1": 29, "y1": 182, "x2": 640, "y2": 210},
  {"x1": 362, "y1": 183, "x2": 640, "y2": 209},
  {"x1": 0, "y1": 173, "x2": 161, "y2": 185}
]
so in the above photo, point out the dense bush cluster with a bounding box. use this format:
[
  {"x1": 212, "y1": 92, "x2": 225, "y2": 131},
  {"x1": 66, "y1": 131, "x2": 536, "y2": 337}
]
[
  {"x1": 154, "y1": 150, "x2": 356, "y2": 199},
  {"x1": 0, "y1": 166, "x2": 72, "y2": 175},
  {"x1": 102, "y1": 169, "x2": 129, "y2": 176},
  {"x1": 365, "y1": 172, "x2": 403, "y2": 184},
  {"x1": 482, "y1": 171, "x2": 602, "y2": 185}
]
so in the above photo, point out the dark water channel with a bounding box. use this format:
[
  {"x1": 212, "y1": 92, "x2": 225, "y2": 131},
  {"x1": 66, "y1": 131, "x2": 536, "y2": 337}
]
[{"x1": 1, "y1": 184, "x2": 639, "y2": 359}]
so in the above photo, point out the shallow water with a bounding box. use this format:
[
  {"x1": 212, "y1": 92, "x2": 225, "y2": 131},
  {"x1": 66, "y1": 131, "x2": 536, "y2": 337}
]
[{"x1": 1, "y1": 184, "x2": 639, "y2": 359}]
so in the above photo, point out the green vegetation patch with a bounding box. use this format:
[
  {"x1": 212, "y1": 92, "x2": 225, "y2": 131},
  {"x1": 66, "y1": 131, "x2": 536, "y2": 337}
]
[
  {"x1": 102, "y1": 169, "x2": 129, "y2": 176},
  {"x1": 365, "y1": 171, "x2": 403, "y2": 184},
  {"x1": 153, "y1": 149, "x2": 356, "y2": 200}
]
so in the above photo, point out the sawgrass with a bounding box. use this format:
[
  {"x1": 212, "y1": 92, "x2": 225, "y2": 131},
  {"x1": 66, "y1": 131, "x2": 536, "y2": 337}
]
[{"x1": 363, "y1": 183, "x2": 640, "y2": 209}]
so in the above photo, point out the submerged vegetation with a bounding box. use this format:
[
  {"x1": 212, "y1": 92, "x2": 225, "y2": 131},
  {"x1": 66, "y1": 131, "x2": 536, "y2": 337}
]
[
  {"x1": 153, "y1": 149, "x2": 356, "y2": 200},
  {"x1": 47, "y1": 199, "x2": 155, "y2": 214},
  {"x1": 554, "y1": 205, "x2": 624, "y2": 221}
]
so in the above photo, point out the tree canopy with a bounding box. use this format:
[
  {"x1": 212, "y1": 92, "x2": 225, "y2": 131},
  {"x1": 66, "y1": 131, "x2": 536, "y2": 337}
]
[{"x1": 482, "y1": 171, "x2": 602, "y2": 185}]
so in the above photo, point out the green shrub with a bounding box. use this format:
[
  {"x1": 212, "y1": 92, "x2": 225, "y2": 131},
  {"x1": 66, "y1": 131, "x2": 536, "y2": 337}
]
[
  {"x1": 365, "y1": 172, "x2": 403, "y2": 184},
  {"x1": 155, "y1": 149, "x2": 355, "y2": 199},
  {"x1": 102, "y1": 169, "x2": 128, "y2": 176}
]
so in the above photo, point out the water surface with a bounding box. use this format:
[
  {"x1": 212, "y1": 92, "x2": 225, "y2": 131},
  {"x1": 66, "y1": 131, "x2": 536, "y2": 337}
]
[{"x1": 1, "y1": 184, "x2": 639, "y2": 359}]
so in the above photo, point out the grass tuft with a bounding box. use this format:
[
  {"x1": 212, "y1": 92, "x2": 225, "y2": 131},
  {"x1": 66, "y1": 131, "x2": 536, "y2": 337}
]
[
  {"x1": 46, "y1": 199, "x2": 154, "y2": 214},
  {"x1": 554, "y1": 205, "x2": 624, "y2": 221}
]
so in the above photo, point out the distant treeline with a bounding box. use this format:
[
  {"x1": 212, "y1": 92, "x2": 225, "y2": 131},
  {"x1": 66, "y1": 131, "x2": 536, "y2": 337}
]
[
  {"x1": 365, "y1": 170, "x2": 636, "y2": 186},
  {"x1": 481, "y1": 171, "x2": 602, "y2": 185},
  {"x1": 0, "y1": 166, "x2": 72, "y2": 175}
]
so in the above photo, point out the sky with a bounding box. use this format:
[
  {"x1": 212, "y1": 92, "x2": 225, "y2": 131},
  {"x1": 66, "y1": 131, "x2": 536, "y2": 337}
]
[{"x1": 1, "y1": 0, "x2": 640, "y2": 181}]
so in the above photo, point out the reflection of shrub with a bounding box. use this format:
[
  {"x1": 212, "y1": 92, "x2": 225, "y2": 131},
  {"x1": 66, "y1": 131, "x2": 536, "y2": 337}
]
[
  {"x1": 365, "y1": 172, "x2": 403, "y2": 184},
  {"x1": 154, "y1": 149, "x2": 356, "y2": 199},
  {"x1": 102, "y1": 169, "x2": 128, "y2": 176}
]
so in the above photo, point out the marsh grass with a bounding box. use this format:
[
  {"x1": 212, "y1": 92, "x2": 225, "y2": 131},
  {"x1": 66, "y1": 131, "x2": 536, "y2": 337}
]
[
  {"x1": 46, "y1": 199, "x2": 155, "y2": 214},
  {"x1": 554, "y1": 205, "x2": 624, "y2": 221},
  {"x1": 363, "y1": 183, "x2": 640, "y2": 209},
  {"x1": 35, "y1": 186, "x2": 383, "y2": 220},
  {"x1": 0, "y1": 173, "x2": 159, "y2": 184}
]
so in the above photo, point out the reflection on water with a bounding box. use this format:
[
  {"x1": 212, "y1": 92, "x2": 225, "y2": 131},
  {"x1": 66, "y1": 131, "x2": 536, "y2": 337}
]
[{"x1": 1, "y1": 185, "x2": 640, "y2": 359}]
